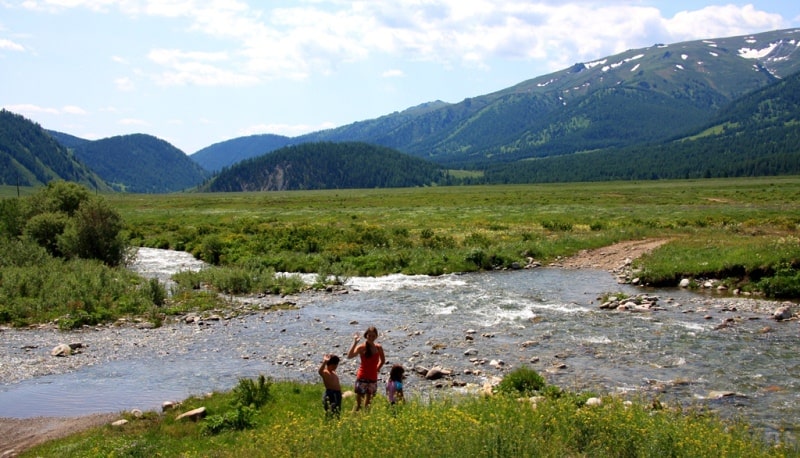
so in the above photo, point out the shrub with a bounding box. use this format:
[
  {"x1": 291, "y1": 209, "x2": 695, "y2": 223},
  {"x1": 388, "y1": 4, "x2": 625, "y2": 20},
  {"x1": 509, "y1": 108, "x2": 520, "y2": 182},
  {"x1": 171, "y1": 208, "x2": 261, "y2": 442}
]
[
  {"x1": 232, "y1": 374, "x2": 272, "y2": 408},
  {"x1": 58, "y1": 198, "x2": 131, "y2": 266},
  {"x1": 201, "y1": 404, "x2": 258, "y2": 435},
  {"x1": 495, "y1": 366, "x2": 546, "y2": 396}
]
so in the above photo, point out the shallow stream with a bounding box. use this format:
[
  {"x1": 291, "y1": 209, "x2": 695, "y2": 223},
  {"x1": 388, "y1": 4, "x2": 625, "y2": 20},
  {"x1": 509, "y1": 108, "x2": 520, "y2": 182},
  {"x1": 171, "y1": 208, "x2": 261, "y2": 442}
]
[{"x1": 1, "y1": 248, "x2": 797, "y2": 441}]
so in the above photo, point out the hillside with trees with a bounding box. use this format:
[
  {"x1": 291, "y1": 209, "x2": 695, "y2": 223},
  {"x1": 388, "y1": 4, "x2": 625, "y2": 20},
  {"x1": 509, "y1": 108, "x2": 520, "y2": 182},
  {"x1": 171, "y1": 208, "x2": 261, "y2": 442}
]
[
  {"x1": 191, "y1": 134, "x2": 295, "y2": 173},
  {"x1": 70, "y1": 134, "x2": 210, "y2": 193},
  {"x1": 0, "y1": 110, "x2": 109, "y2": 191},
  {"x1": 206, "y1": 142, "x2": 447, "y2": 192},
  {"x1": 481, "y1": 69, "x2": 800, "y2": 183}
]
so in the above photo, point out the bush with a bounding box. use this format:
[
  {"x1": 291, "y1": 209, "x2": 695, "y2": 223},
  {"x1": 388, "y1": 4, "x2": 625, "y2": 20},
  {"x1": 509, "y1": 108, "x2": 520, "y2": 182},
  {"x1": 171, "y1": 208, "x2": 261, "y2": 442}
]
[
  {"x1": 58, "y1": 198, "x2": 131, "y2": 266},
  {"x1": 495, "y1": 366, "x2": 546, "y2": 396},
  {"x1": 201, "y1": 404, "x2": 258, "y2": 435},
  {"x1": 757, "y1": 266, "x2": 800, "y2": 298},
  {"x1": 232, "y1": 374, "x2": 272, "y2": 408}
]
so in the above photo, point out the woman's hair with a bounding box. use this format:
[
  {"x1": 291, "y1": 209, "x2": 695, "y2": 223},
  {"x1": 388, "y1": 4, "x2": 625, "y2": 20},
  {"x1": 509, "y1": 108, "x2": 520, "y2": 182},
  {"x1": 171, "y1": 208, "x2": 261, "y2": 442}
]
[
  {"x1": 389, "y1": 364, "x2": 405, "y2": 382},
  {"x1": 363, "y1": 326, "x2": 378, "y2": 358}
]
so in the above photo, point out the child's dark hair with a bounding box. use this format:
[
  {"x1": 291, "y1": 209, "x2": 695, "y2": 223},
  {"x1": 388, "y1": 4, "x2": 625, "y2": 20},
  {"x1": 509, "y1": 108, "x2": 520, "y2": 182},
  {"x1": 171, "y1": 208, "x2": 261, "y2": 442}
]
[
  {"x1": 389, "y1": 364, "x2": 405, "y2": 381},
  {"x1": 327, "y1": 355, "x2": 340, "y2": 366},
  {"x1": 364, "y1": 326, "x2": 379, "y2": 358}
]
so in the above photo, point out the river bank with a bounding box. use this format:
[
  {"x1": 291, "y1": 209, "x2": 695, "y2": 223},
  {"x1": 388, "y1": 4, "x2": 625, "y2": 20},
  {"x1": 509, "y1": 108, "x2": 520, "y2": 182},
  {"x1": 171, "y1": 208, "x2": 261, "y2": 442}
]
[{"x1": 1, "y1": 240, "x2": 795, "y2": 455}]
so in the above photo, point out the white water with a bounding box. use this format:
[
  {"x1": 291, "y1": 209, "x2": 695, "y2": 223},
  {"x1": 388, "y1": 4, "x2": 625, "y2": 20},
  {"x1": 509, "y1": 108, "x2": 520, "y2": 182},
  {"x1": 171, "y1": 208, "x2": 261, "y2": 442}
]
[{"x1": 1, "y1": 248, "x2": 797, "y2": 442}]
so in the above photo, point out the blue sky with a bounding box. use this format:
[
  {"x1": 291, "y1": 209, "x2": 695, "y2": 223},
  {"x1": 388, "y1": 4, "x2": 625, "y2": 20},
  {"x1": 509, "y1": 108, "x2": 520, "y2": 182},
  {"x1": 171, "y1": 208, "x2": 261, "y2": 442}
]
[{"x1": 2, "y1": 1, "x2": 798, "y2": 154}]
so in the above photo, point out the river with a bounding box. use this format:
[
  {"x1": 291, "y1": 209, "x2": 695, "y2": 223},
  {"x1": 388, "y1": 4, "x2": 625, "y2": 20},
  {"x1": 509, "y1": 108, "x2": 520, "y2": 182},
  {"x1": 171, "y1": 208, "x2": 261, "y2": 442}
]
[{"x1": 0, "y1": 248, "x2": 797, "y2": 442}]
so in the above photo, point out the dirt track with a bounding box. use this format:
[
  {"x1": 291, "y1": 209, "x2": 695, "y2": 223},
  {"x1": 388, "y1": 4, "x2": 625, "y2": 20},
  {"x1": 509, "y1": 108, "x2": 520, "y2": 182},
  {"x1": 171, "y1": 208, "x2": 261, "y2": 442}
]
[{"x1": 552, "y1": 238, "x2": 669, "y2": 271}]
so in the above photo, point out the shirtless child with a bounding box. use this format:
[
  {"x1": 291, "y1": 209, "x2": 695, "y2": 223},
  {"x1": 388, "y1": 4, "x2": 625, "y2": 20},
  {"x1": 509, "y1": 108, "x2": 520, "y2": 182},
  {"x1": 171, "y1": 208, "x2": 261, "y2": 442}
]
[{"x1": 318, "y1": 354, "x2": 342, "y2": 418}]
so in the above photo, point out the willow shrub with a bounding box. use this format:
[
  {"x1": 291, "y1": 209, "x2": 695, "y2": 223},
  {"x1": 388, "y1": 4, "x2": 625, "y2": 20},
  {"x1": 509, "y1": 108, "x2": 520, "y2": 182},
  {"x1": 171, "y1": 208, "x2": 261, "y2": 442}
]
[{"x1": 0, "y1": 256, "x2": 165, "y2": 328}]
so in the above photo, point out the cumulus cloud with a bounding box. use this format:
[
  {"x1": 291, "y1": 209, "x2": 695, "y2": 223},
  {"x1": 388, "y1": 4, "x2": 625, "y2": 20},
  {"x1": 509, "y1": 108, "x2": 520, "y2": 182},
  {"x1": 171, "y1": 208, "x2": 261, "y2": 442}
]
[
  {"x1": 118, "y1": 118, "x2": 149, "y2": 126},
  {"x1": 2, "y1": 103, "x2": 84, "y2": 115},
  {"x1": 0, "y1": 38, "x2": 25, "y2": 52},
  {"x1": 17, "y1": 1, "x2": 792, "y2": 83},
  {"x1": 62, "y1": 105, "x2": 88, "y2": 114},
  {"x1": 382, "y1": 69, "x2": 405, "y2": 78}
]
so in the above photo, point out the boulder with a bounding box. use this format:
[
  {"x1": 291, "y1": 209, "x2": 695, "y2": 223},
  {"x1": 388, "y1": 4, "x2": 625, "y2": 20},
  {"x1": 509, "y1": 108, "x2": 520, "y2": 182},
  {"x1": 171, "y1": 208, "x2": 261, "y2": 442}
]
[
  {"x1": 679, "y1": 278, "x2": 691, "y2": 288},
  {"x1": 584, "y1": 397, "x2": 602, "y2": 407},
  {"x1": 425, "y1": 366, "x2": 445, "y2": 380},
  {"x1": 176, "y1": 406, "x2": 207, "y2": 421},
  {"x1": 51, "y1": 343, "x2": 71, "y2": 357},
  {"x1": 772, "y1": 305, "x2": 793, "y2": 321},
  {"x1": 111, "y1": 419, "x2": 128, "y2": 427}
]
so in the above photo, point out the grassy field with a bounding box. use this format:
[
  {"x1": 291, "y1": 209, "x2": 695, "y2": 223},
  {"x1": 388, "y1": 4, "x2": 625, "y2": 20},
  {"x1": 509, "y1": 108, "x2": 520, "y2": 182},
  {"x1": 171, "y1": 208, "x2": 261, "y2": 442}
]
[
  {"x1": 8, "y1": 178, "x2": 800, "y2": 456},
  {"x1": 3, "y1": 177, "x2": 799, "y2": 328},
  {"x1": 23, "y1": 374, "x2": 795, "y2": 457},
  {"x1": 111, "y1": 177, "x2": 800, "y2": 291}
]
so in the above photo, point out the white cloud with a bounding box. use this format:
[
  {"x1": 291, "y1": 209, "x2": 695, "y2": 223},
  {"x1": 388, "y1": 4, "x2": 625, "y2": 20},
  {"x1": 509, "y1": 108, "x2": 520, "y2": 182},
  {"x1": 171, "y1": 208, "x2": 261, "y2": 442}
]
[
  {"x1": 0, "y1": 38, "x2": 25, "y2": 51},
  {"x1": 118, "y1": 117, "x2": 148, "y2": 126},
  {"x1": 666, "y1": 4, "x2": 785, "y2": 41},
  {"x1": 115, "y1": 76, "x2": 135, "y2": 91},
  {"x1": 382, "y1": 69, "x2": 405, "y2": 78},
  {"x1": 146, "y1": 48, "x2": 259, "y2": 86},
  {"x1": 3, "y1": 103, "x2": 60, "y2": 115},
  {"x1": 16, "y1": 1, "x2": 792, "y2": 84},
  {"x1": 62, "y1": 105, "x2": 87, "y2": 114}
]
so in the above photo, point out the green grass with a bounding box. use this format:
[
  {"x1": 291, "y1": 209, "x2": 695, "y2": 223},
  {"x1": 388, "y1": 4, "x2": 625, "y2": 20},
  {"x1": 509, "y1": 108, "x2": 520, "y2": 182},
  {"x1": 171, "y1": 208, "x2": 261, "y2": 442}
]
[
  {"x1": 4, "y1": 177, "x2": 800, "y2": 327},
  {"x1": 24, "y1": 375, "x2": 795, "y2": 457},
  {"x1": 110, "y1": 177, "x2": 800, "y2": 286}
]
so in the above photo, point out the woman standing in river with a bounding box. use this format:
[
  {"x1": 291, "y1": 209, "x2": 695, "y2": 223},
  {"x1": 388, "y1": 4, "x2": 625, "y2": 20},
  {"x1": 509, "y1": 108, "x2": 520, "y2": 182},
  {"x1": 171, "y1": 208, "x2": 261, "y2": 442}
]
[{"x1": 347, "y1": 326, "x2": 385, "y2": 411}]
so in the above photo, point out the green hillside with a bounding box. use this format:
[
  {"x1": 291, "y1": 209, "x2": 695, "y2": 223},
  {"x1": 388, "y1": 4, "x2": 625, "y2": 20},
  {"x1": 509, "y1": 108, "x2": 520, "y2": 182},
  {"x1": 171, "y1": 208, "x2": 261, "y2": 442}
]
[
  {"x1": 71, "y1": 134, "x2": 210, "y2": 193},
  {"x1": 0, "y1": 110, "x2": 109, "y2": 190},
  {"x1": 295, "y1": 29, "x2": 800, "y2": 167},
  {"x1": 191, "y1": 133, "x2": 295, "y2": 173},
  {"x1": 482, "y1": 69, "x2": 800, "y2": 183},
  {"x1": 206, "y1": 142, "x2": 447, "y2": 192}
]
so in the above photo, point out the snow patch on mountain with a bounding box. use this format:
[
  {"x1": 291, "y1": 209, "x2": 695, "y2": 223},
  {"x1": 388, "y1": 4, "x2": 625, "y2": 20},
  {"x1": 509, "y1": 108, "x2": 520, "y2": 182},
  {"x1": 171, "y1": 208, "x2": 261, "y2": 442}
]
[{"x1": 739, "y1": 42, "x2": 779, "y2": 59}]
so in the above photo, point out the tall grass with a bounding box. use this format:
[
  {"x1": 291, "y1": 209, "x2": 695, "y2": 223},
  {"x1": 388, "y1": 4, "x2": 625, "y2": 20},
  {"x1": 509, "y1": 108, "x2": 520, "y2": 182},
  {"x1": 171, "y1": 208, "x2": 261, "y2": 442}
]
[
  {"x1": 26, "y1": 377, "x2": 794, "y2": 457},
  {"x1": 111, "y1": 178, "x2": 800, "y2": 289}
]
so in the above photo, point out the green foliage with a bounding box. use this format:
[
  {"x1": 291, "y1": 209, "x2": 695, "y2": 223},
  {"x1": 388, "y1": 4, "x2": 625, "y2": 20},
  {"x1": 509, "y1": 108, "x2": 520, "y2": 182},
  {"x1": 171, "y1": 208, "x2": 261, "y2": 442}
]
[
  {"x1": 495, "y1": 366, "x2": 546, "y2": 396},
  {"x1": 23, "y1": 212, "x2": 69, "y2": 257},
  {"x1": 57, "y1": 197, "x2": 131, "y2": 266},
  {"x1": 206, "y1": 141, "x2": 445, "y2": 192},
  {"x1": 69, "y1": 133, "x2": 209, "y2": 193},
  {"x1": 8, "y1": 181, "x2": 132, "y2": 266},
  {"x1": 28, "y1": 380, "x2": 793, "y2": 457},
  {"x1": 202, "y1": 375, "x2": 272, "y2": 435},
  {"x1": 0, "y1": 109, "x2": 108, "y2": 189},
  {"x1": 0, "y1": 255, "x2": 161, "y2": 328},
  {"x1": 232, "y1": 375, "x2": 272, "y2": 408},
  {"x1": 757, "y1": 264, "x2": 800, "y2": 298},
  {"x1": 201, "y1": 404, "x2": 258, "y2": 435}
]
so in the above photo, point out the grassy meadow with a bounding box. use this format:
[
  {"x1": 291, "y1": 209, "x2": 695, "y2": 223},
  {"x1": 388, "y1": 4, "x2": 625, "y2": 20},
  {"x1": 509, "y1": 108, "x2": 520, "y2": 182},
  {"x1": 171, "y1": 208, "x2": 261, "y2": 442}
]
[
  {"x1": 6, "y1": 177, "x2": 800, "y2": 456},
  {"x1": 2, "y1": 177, "x2": 799, "y2": 328},
  {"x1": 114, "y1": 176, "x2": 800, "y2": 291},
  {"x1": 23, "y1": 374, "x2": 795, "y2": 458}
]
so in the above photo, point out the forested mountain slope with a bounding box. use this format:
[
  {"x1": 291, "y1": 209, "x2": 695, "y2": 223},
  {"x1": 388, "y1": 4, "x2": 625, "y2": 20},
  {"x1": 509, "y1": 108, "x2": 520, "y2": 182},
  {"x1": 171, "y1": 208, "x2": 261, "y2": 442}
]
[
  {"x1": 205, "y1": 142, "x2": 447, "y2": 192},
  {"x1": 482, "y1": 69, "x2": 800, "y2": 183},
  {"x1": 71, "y1": 134, "x2": 209, "y2": 193},
  {"x1": 0, "y1": 110, "x2": 109, "y2": 190},
  {"x1": 191, "y1": 134, "x2": 295, "y2": 173}
]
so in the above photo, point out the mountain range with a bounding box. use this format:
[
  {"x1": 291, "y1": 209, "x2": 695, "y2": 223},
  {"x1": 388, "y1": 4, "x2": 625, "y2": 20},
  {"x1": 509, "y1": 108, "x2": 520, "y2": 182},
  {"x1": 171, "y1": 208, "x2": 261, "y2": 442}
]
[{"x1": 2, "y1": 27, "x2": 799, "y2": 192}]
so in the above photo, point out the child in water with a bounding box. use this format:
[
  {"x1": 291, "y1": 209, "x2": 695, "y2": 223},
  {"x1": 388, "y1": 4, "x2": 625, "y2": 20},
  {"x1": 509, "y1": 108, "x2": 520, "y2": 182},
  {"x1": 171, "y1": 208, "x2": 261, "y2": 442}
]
[
  {"x1": 386, "y1": 364, "x2": 405, "y2": 405},
  {"x1": 318, "y1": 354, "x2": 342, "y2": 418}
]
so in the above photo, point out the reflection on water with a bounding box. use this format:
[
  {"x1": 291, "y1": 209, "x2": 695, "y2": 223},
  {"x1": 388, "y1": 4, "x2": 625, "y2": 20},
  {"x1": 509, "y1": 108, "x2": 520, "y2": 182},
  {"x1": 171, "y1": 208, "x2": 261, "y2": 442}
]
[{"x1": 1, "y1": 248, "x2": 797, "y2": 441}]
